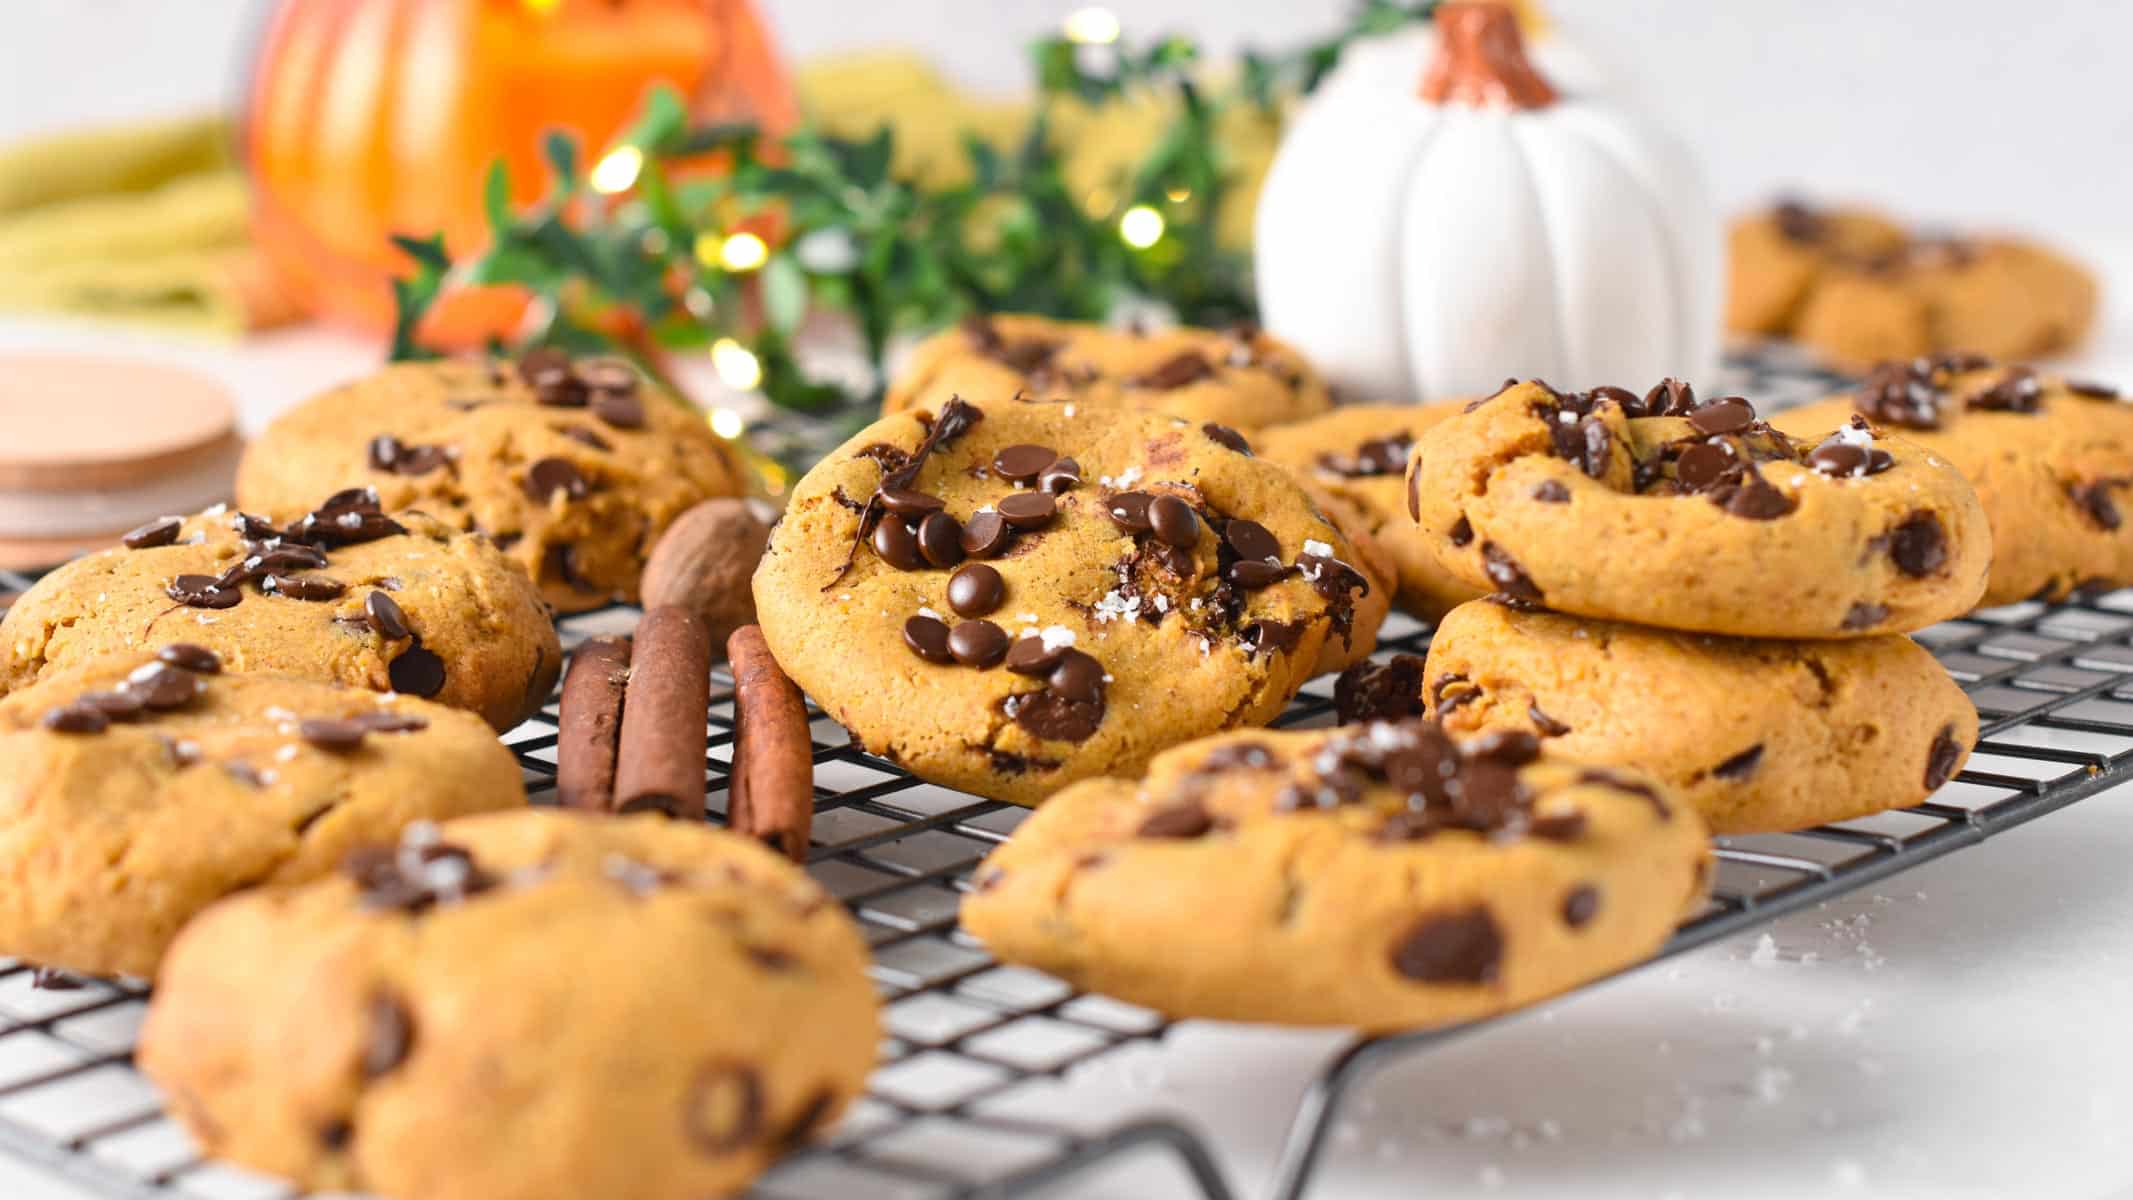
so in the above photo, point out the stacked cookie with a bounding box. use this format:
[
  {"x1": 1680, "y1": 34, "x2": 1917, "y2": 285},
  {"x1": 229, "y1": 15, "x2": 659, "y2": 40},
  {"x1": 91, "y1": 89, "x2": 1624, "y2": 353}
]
[{"x1": 1405, "y1": 379, "x2": 1986, "y2": 833}]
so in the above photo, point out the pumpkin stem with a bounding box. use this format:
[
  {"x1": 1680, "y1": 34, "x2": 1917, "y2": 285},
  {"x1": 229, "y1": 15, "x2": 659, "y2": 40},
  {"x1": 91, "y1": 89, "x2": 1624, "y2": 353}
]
[{"x1": 1420, "y1": 3, "x2": 1558, "y2": 109}]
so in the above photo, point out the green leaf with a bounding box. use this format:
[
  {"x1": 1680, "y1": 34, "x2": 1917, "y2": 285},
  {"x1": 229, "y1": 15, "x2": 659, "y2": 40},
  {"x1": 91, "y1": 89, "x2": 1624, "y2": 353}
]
[
  {"x1": 482, "y1": 160, "x2": 512, "y2": 232},
  {"x1": 389, "y1": 233, "x2": 451, "y2": 272},
  {"x1": 620, "y1": 82, "x2": 688, "y2": 153},
  {"x1": 542, "y1": 130, "x2": 579, "y2": 189},
  {"x1": 762, "y1": 254, "x2": 809, "y2": 335}
]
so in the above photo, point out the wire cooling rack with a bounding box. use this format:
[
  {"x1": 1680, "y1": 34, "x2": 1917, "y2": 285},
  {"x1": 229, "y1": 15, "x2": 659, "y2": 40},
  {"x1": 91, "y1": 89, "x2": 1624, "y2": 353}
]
[{"x1": 2, "y1": 346, "x2": 2129, "y2": 1200}]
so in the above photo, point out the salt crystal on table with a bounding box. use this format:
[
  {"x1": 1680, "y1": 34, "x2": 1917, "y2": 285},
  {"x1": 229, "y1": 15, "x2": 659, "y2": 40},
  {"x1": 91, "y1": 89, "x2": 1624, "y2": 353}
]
[
  {"x1": 1748, "y1": 933, "x2": 1782, "y2": 966},
  {"x1": 1752, "y1": 1065, "x2": 1794, "y2": 1102}
]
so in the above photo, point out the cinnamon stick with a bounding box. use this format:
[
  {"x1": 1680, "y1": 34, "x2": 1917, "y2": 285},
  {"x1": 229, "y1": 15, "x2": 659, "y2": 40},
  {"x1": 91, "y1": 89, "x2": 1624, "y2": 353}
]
[
  {"x1": 726, "y1": 625, "x2": 814, "y2": 862},
  {"x1": 613, "y1": 606, "x2": 711, "y2": 819},
  {"x1": 556, "y1": 636, "x2": 631, "y2": 811}
]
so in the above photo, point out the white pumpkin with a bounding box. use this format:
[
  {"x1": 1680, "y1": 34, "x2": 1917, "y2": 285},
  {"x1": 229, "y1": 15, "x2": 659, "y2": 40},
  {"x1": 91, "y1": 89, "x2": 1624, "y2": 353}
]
[{"x1": 1254, "y1": 3, "x2": 1718, "y2": 404}]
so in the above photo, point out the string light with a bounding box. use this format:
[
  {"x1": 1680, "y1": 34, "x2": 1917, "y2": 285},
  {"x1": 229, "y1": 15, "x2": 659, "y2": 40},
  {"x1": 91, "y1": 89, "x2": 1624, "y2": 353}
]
[
  {"x1": 1063, "y1": 7, "x2": 1121, "y2": 45},
  {"x1": 522, "y1": 0, "x2": 560, "y2": 12},
  {"x1": 589, "y1": 145, "x2": 643, "y2": 195},
  {"x1": 709, "y1": 407, "x2": 747, "y2": 439},
  {"x1": 1119, "y1": 205, "x2": 1165, "y2": 249},
  {"x1": 1166, "y1": 186, "x2": 1192, "y2": 204},
  {"x1": 711, "y1": 338, "x2": 763, "y2": 391},
  {"x1": 717, "y1": 232, "x2": 769, "y2": 272}
]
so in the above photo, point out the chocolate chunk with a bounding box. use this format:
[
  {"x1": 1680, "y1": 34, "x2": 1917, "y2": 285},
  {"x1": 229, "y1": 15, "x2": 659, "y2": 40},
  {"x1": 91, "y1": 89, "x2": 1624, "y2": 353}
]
[
  {"x1": 1675, "y1": 442, "x2": 1734, "y2": 490},
  {"x1": 1009, "y1": 688, "x2": 1105, "y2": 742},
  {"x1": 1046, "y1": 649, "x2": 1106, "y2": 703},
  {"x1": 362, "y1": 993, "x2": 414, "y2": 1077},
  {"x1": 1772, "y1": 199, "x2": 1825, "y2": 242},
  {"x1": 1138, "y1": 800, "x2": 1216, "y2": 839},
  {"x1": 947, "y1": 563, "x2": 1005, "y2": 617},
  {"x1": 1641, "y1": 377, "x2": 1698, "y2": 417},
  {"x1": 1319, "y1": 434, "x2": 1415, "y2": 478},
  {"x1": 1106, "y1": 492, "x2": 1154, "y2": 533},
  {"x1": 366, "y1": 591, "x2": 412, "y2": 640},
  {"x1": 1888, "y1": 512, "x2": 1948, "y2": 576},
  {"x1": 1407, "y1": 471, "x2": 1423, "y2": 522},
  {"x1": 161, "y1": 736, "x2": 201, "y2": 767},
  {"x1": 960, "y1": 510, "x2": 1013, "y2": 558},
  {"x1": 1223, "y1": 519, "x2": 1280, "y2": 562},
  {"x1": 1147, "y1": 495, "x2": 1199, "y2": 548},
  {"x1": 1334, "y1": 655, "x2": 1427, "y2": 724},
  {"x1": 518, "y1": 346, "x2": 576, "y2": 389},
  {"x1": 685, "y1": 1062, "x2": 766, "y2": 1154},
  {"x1": 1449, "y1": 515, "x2": 1473, "y2": 547},
  {"x1": 127, "y1": 662, "x2": 204, "y2": 710},
  {"x1": 1561, "y1": 884, "x2": 1600, "y2": 928},
  {"x1": 524, "y1": 457, "x2": 590, "y2": 501},
  {"x1": 1036, "y1": 456, "x2": 1082, "y2": 494},
  {"x1": 264, "y1": 575, "x2": 347, "y2": 602},
  {"x1": 878, "y1": 488, "x2": 945, "y2": 518},
  {"x1": 1687, "y1": 397, "x2": 1755, "y2": 435},
  {"x1": 300, "y1": 717, "x2": 370, "y2": 751},
  {"x1": 1527, "y1": 702, "x2": 1571, "y2": 737},
  {"x1": 992, "y1": 444, "x2": 1058, "y2": 483},
  {"x1": 916, "y1": 511, "x2": 966, "y2": 568},
  {"x1": 167, "y1": 574, "x2": 240, "y2": 610},
  {"x1": 1464, "y1": 729, "x2": 1542, "y2": 766},
  {"x1": 123, "y1": 516, "x2": 182, "y2": 550},
  {"x1": 1532, "y1": 480, "x2": 1570, "y2": 503},
  {"x1": 1924, "y1": 725, "x2": 1963, "y2": 790},
  {"x1": 1576, "y1": 419, "x2": 1611, "y2": 478},
  {"x1": 996, "y1": 491, "x2": 1056, "y2": 529},
  {"x1": 1005, "y1": 635, "x2": 1067, "y2": 676},
  {"x1": 2070, "y1": 481, "x2": 2123, "y2": 531},
  {"x1": 1202, "y1": 741, "x2": 1280, "y2": 772},
  {"x1": 1842, "y1": 602, "x2": 1889, "y2": 631},
  {"x1": 1240, "y1": 618, "x2": 1308, "y2": 657},
  {"x1": 1855, "y1": 362, "x2": 1944, "y2": 430},
  {"x1": 388, "y1": 643, "x2": 447, "y2": 698},
  {"x1": 1530, "y1": 811, "x2": 1588, "y2": 841},
  {"x1": 158, "y1": 643, "x2": 222, "y2": 674},
  {"x1": 1132, "y1": 351, "x2": 1217, "y2": 390},
  {"x1": 80, "y1": 690, "x2": 146, "y2": 721},
  {"x1": 1480, "y1": 542, "x2": 1543, "y2": 604},
  {"x1": 1390, "y1": 906, "x2": 1504, "y2": 984},
  {"x1": 1202, "y1": 423, "x2": 1251, "y2": 454},
  {"x1": 1708, "y1": 465, "x2": 1798, "y2": 520},
  {"x1": 1228, "y1": 559, "x2": 1289, "y2": 589},
  {"x1": 947, "y1": 619, "x2": 1009, "y2": 669},
  {"x1": 357, "y1": 711, "x2": 429, "y2": 734},
  {"x1": 224, "y1": 761, "x2": 268, "y2": 788},
  {"x1": 1805, "y1": 440, "x2": 1892, "y2": 478},
  {"x1": 1967, "y1": 367, "x2": 2043, "y2": 414},
  {"x1": 560, "y1": 426, "x2": 613, "y2": 452},
  {"x1": 2066, "y1": 380, "x2": 2120, "y2": 400},
  {"x1": 903, "y1": 615, "x2": 954, "y2": 664},
  {"x1": 1432, "y1": 672, "x2": 1478, "y2": 717},
  {"x1": 871, "y1": 517, "x2": 924, "y2": 570},
  {"x1": 42, "y1": 703, "x2": 109, "y2": 734},
  {"x1": 1712, "y1": 743, "x2": 1764, "y2": 781}
]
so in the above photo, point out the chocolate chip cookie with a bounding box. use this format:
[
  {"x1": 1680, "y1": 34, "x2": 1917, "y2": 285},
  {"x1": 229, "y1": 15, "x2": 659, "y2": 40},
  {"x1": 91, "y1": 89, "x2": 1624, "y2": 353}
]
[
  {"x1": 752, "y1": 395, "x2": 1388, "y2": 805},
  {"x1": 139, "y1": 810, "x2": 877, "y2": 1200},
  {"x1": 0, "y1": 491, "x2": 560, "y2": 731},
  {"x1": 0, "y1": 647, "x2": 522, "y2": 977},
  {"x1": 1422, "y1": 600, "x2": 1978, "y2": 834},
  {"x1": 1257, "y1": 403, "x2": 1484, "y2": 621},
  {"x1": 237, "y1": 354, "x2": 746, "y2": 612},
  {"x1": 882, "y1": 315, "x2": 1332, "y2": 430},
  {"x1": 1406, "y1": 380, "x2": 1991, "y2": 638},
  {"x1": 960, "y1": 720, "x2": 1709, "y2": 1030},
  {"x1": 1725, "y1": 199, "x2": 2097, "y2": 367},
  {"x1": 1773, "y1": 356, "x2": 2133, "y2": 606}
]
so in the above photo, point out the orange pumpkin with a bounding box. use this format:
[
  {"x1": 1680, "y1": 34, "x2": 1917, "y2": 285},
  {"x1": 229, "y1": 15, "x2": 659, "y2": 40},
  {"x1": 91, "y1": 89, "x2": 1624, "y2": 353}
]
[{"x1": 244, "y1": 0, "x2": 796, "y2": 342}]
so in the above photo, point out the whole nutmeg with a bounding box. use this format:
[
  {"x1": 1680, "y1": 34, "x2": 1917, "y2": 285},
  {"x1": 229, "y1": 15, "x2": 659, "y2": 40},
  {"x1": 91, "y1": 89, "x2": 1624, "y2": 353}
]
[{"x1": 639, "y1": 498, "x2": 772, "y2": 655}]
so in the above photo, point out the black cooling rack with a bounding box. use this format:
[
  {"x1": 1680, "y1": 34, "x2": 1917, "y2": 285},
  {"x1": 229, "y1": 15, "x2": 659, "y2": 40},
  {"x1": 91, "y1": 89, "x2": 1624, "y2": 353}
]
[{"x1": 2, "y1": 347, "x2": 2129, "y2": 1200}]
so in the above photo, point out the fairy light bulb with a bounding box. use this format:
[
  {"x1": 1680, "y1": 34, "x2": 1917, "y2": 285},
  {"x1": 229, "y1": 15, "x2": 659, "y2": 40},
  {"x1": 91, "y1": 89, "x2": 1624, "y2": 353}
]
[
  {"x1": 718, "y1": 232, "x2": 769, "y2": 272},
  {"x1": 711, "y1": 339, "x2": 763, "y2": 391},
  {"x1": 1063, "y1": 7, "x2": 1121, "y2": 45},
  {"x1": 1119, "y1": 205, "x2": 1165, "y2": 249},
  {"x1": 588, "y1": 145, "x2": 643, "y2": 195}
]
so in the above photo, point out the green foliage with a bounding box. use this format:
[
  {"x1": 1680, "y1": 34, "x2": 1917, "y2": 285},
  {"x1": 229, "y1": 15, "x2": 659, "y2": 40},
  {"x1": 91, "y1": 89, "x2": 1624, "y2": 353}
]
[{"x1": 388, "y1": 3, "x2": 1438, "y2": 432}]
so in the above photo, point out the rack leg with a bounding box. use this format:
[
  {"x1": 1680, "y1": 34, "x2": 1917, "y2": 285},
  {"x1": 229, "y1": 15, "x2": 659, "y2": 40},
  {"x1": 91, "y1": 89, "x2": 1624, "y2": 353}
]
[
  {"x1": 1265, "y1": 1033, "x2": 1449, "y2": 1200},
  {"x1": 976, "y1": 1118, "x2": 1237, "y2": 1200}
]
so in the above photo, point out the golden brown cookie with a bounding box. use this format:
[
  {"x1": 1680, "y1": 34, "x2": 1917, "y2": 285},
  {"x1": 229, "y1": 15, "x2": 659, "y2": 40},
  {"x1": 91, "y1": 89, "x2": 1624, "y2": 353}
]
[
  {"x1": 1773, "y1": 356, "x2": 2133, "y2": 606},
  {"x1": 1405, "y1": 380, "x2": 1991, "y2": 638},
  {"x1": 961, "y1": 720, "x2": 1710, "y2": 1030},
  {"x1": 139, "y1": 810, "x2": 878, "y2": 1200},
  {"x1": 0, "y1": 491, "x2": 559, "y2": 731},
  {"x1": 1256, "y1": 403, "x2": 1483, "y2": 620},
  {"x1": 1725, "y1": 199, "x2": 2097, "y2": 367},
  {"x1": 0, "y1": 647, "x2": 522, "y2": 977},
  {"x1": 237, "y1": 354, "x2": 746, "y2": 612},
  {"x1": 1422, "y1": 600, "x2": 1978, "y2": 834},
  {"x1": 882, "y1": 314, "x2": 1332, "y2": 430},
  {"x1": 752, "y1": 394, "x2": 1388, "y2": 805}
]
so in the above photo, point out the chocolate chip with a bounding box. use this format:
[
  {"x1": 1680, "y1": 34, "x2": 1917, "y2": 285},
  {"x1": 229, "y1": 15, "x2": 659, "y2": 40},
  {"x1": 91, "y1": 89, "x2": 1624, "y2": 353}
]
[
  {"x1": 871, "y1": 517, "x2": 925, "y2": 570},
  {"x1": 1132, "y1": 351, "x2": 1216, "y2": 390},
  {"x1": 1147, "y1": 495, "x2": 1199, "y2": 548},
  {"x1": 591, "y1": 386, "x2": 645, "y2": 430},
  {"x1": 1532, "y1": 480, "x2": 1570, "y2": 503},
  {"x1": 320, "y1": 1119, "x2": 352, "y2": 1150},
  {"x1": 1842, "y1": 602, "x2": 1890, "y2": 631},
  {"x1": 2066, "y1": 380, "x2": 2120, "y2": 400},
  {"x1": 1449, "y1": 515, "x2": 1473, "y2": 547},
  {"x1": 1036, "y1": 456, "x2": 1082, "y2": 494},
  {"x1": 1464, "y1": 729, "x2": 1542, "y2": 767},
  {"x1": 80, "y1": 690, "x2": 145, "y2": 721},
  {"x1": 1527, "y1": 702, "x2": 1571, "y2": 737},
  {"x1": 264, "y1": 575, "x2": 347, "y2": 602},
  {"x1": 1224, "y1": 519, "x2": 1279, "y2": 562},
  {"x1": 366, "y1": 591, "x2": 412, "y2": 639},
  {"x1": 1575, "y1": 419, "x2": 1611, "y2": 478},
  {"x1": 1967, "y1": 367, "x2": 2043, "y2": 414},
  {"x1": 1009, "y1": 688, "x2": 1105, "y2": 742},
  {"x1": 948, "y1": 619, "x2": 1009, "y2": 668},
  {"x1": 1675, "y1": 442, "x2": 1735, "y2": 490},
  {"x1": 992, "y1": 444, "x2": 1058, "y2": 482},
  {"x1": 1202, "y1": 423, "x2": 1251, "y2": 454},
  {"x1": 1334, "y1": 655, "x2": 1427, "y2": 724},
  {"x1": 123, "y1": 517, "x2": 182, "y2": 549},
  {"x1": 167, "y1": 574, "x2": 240, "y2": 610},
  {"x1": 1046, "y1": 649, "x2": 1106, "y2": 703},
  {"x1": 2070, "y1": 481, "x2": 2123, "y2": 531},
  {"x1": 1773, "y1": 199, "x2": 1825, "y2": 242},
  {"x1": 42, "y1": 703, "x2": 108, "y2": 734},
  {"x1": 1712, "y1": 744, "x2": 1764, "y2": 781},
  {"x1": 1888, "y1": 512, "x2": 1948, "y2": 577},
  {"x1": 1106, "y1": 492, "x2": 1154, "y2": 533},
  {"x1": 1480, "y1": 542, "x2": 1543, "y2": 604},
  {"x1": 357, "y1": 711, "x2": 429, "y2": 734},
  {"x1": 684, "y1": 1062, "x2": 766, "y2": 1154},
  {"x1": 364, "y1": 993, "x2": 414, "y2": 1077},
  {"x1": 1228, "y1": 559, "x2": 1288, "y2": 589},
  {"x1": 996, "y1": 491, "x2": 1056, "y2": 529},
  {"x1": 1138, "y1": 800, "x2": 1216, "y2": 839},
  {"x1": 1855, "y1": 362, "x2": 1944, "y2": 430},
  {"x1": 1641, "y1": 377, "x2": 1698, "y2": 417},
  {"x1": 161, "y1": 735, "x2": 201, "y2": 767},
  {"x1": 1561, "y1": 884, "x2": 1600, "y2": 928},
  {"x1": 560, "y1": 426, "x2": 613, "y2": 452},
  {"x1": 878, "y1": 488, "x2": 945, "y2": 518},
  {"x1": 1687, "y1": 397, "x2": 1755, "y2": 435},
  {"x1": 916, "y1": 511, "x2": 966, "y2": 568},
  {"x1": 157, "y1": 643, "x2": 222, "y2": 674},
  {"x1": 902, "y1": 615, "x2": 954, "y2": 664},
  {"x1": 1530, "y1": 812, "x2": 1589, "y2": 841},
  {"x1": 1240, "y1": 618, "x2": 1307, "y2": 657},
  {"x1": 126, "y1": 662, "x2": 204, "y2": 710},
  {"x1": 1432, "y1": 672, "x2": 1478, "y2": 717},
  {"x1": 1710, "y1": 466, "x2": 1798, "y2": 520},
  {"x1": 518, "y1": 346, "x2": 576, "y2": 390},
  {"x1": 224, "y1": 761, "x2": 268, "y2": 787},
  {"x1": 300, "y1": 718, "x2": 370, "y2": 751},
  {"x1": 524, "y1": 457, "x2": 590, "y2": 501},
  {"x1": 1924, "y1": 725, "x2": 1963, "y2": 790},
  {"x1": 1806, "y1": 442, "x2": 1866, "y2": 477},
  {"x1": 388, "y1": 643, "x2": 447, "y2": 697},
  {"x1": 30, "y1": 967, "x2": 84, "y2": 991},
  {"x1": 1005, "y1": 635, "x2": 1067, "y2": 676},
  {"x1": 960, "y1": 511, "x2": 1013, "y2": 558},
  {"x1": 1407, "y1": 471, "x2": 1423, "y2": 522},
  {"x1": 1390, "y1": 906, "x2": 1503, "y2": 984},
  {"x1": 947, "y1": 563, "x2": 1005, "y2": 617}
]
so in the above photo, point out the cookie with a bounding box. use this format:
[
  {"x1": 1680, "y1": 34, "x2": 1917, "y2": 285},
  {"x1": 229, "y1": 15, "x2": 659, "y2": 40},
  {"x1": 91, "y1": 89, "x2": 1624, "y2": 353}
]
[
  {"x1": 138, "y1": 810, "x2": 878, "y2": 1200},
  {"x1": 1725, "y1": 199, "x2": 2097, "y2": 367},
  {"x1": 960, "y1": 720, "x2": 1710, "y2": 1030},
  {"x1": 752, "y1": 394, "x2": 1388, "y2": 805},
  {"x1": 882, "y1": 314, "x2": 1332, "y2": 431},
  {"x1": 236, "y1": 354, "x2": 747, "y2": 613},
  {"x1": 1405, "y1": 380, "x2": 1991, "y2": 638},
  {"x1": 1422, "y1": 600, "x2": 1978, "y2": 834},
  {"x1": 1773, "y1": 357, "x2": 2133, "y2": 606},
  {"x1": 0, "y1": 490, "x2": 559, "y2": 731},
  {"x1": 0, "y1": 647, "x2": 522, "y2": 977},
  {"x1": 1256, "y1": 403, "x2": 1483, "y2": 620}
]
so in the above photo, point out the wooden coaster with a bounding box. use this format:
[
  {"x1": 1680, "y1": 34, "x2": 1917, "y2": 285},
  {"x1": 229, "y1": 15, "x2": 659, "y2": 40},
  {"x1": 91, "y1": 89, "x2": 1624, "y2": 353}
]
[{"x1": 0, "y1": 352, "x2": 241, "y2": 569}]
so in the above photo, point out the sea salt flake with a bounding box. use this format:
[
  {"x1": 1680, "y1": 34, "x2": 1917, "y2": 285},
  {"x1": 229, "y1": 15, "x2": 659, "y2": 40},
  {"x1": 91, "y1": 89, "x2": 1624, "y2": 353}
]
[
  {"x1": 1039, "y1": 625, "x2": 1076, "y2": 651},
  {"x1": 1303, "y1": 539, "x2": 1335, "y2": 558}
]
